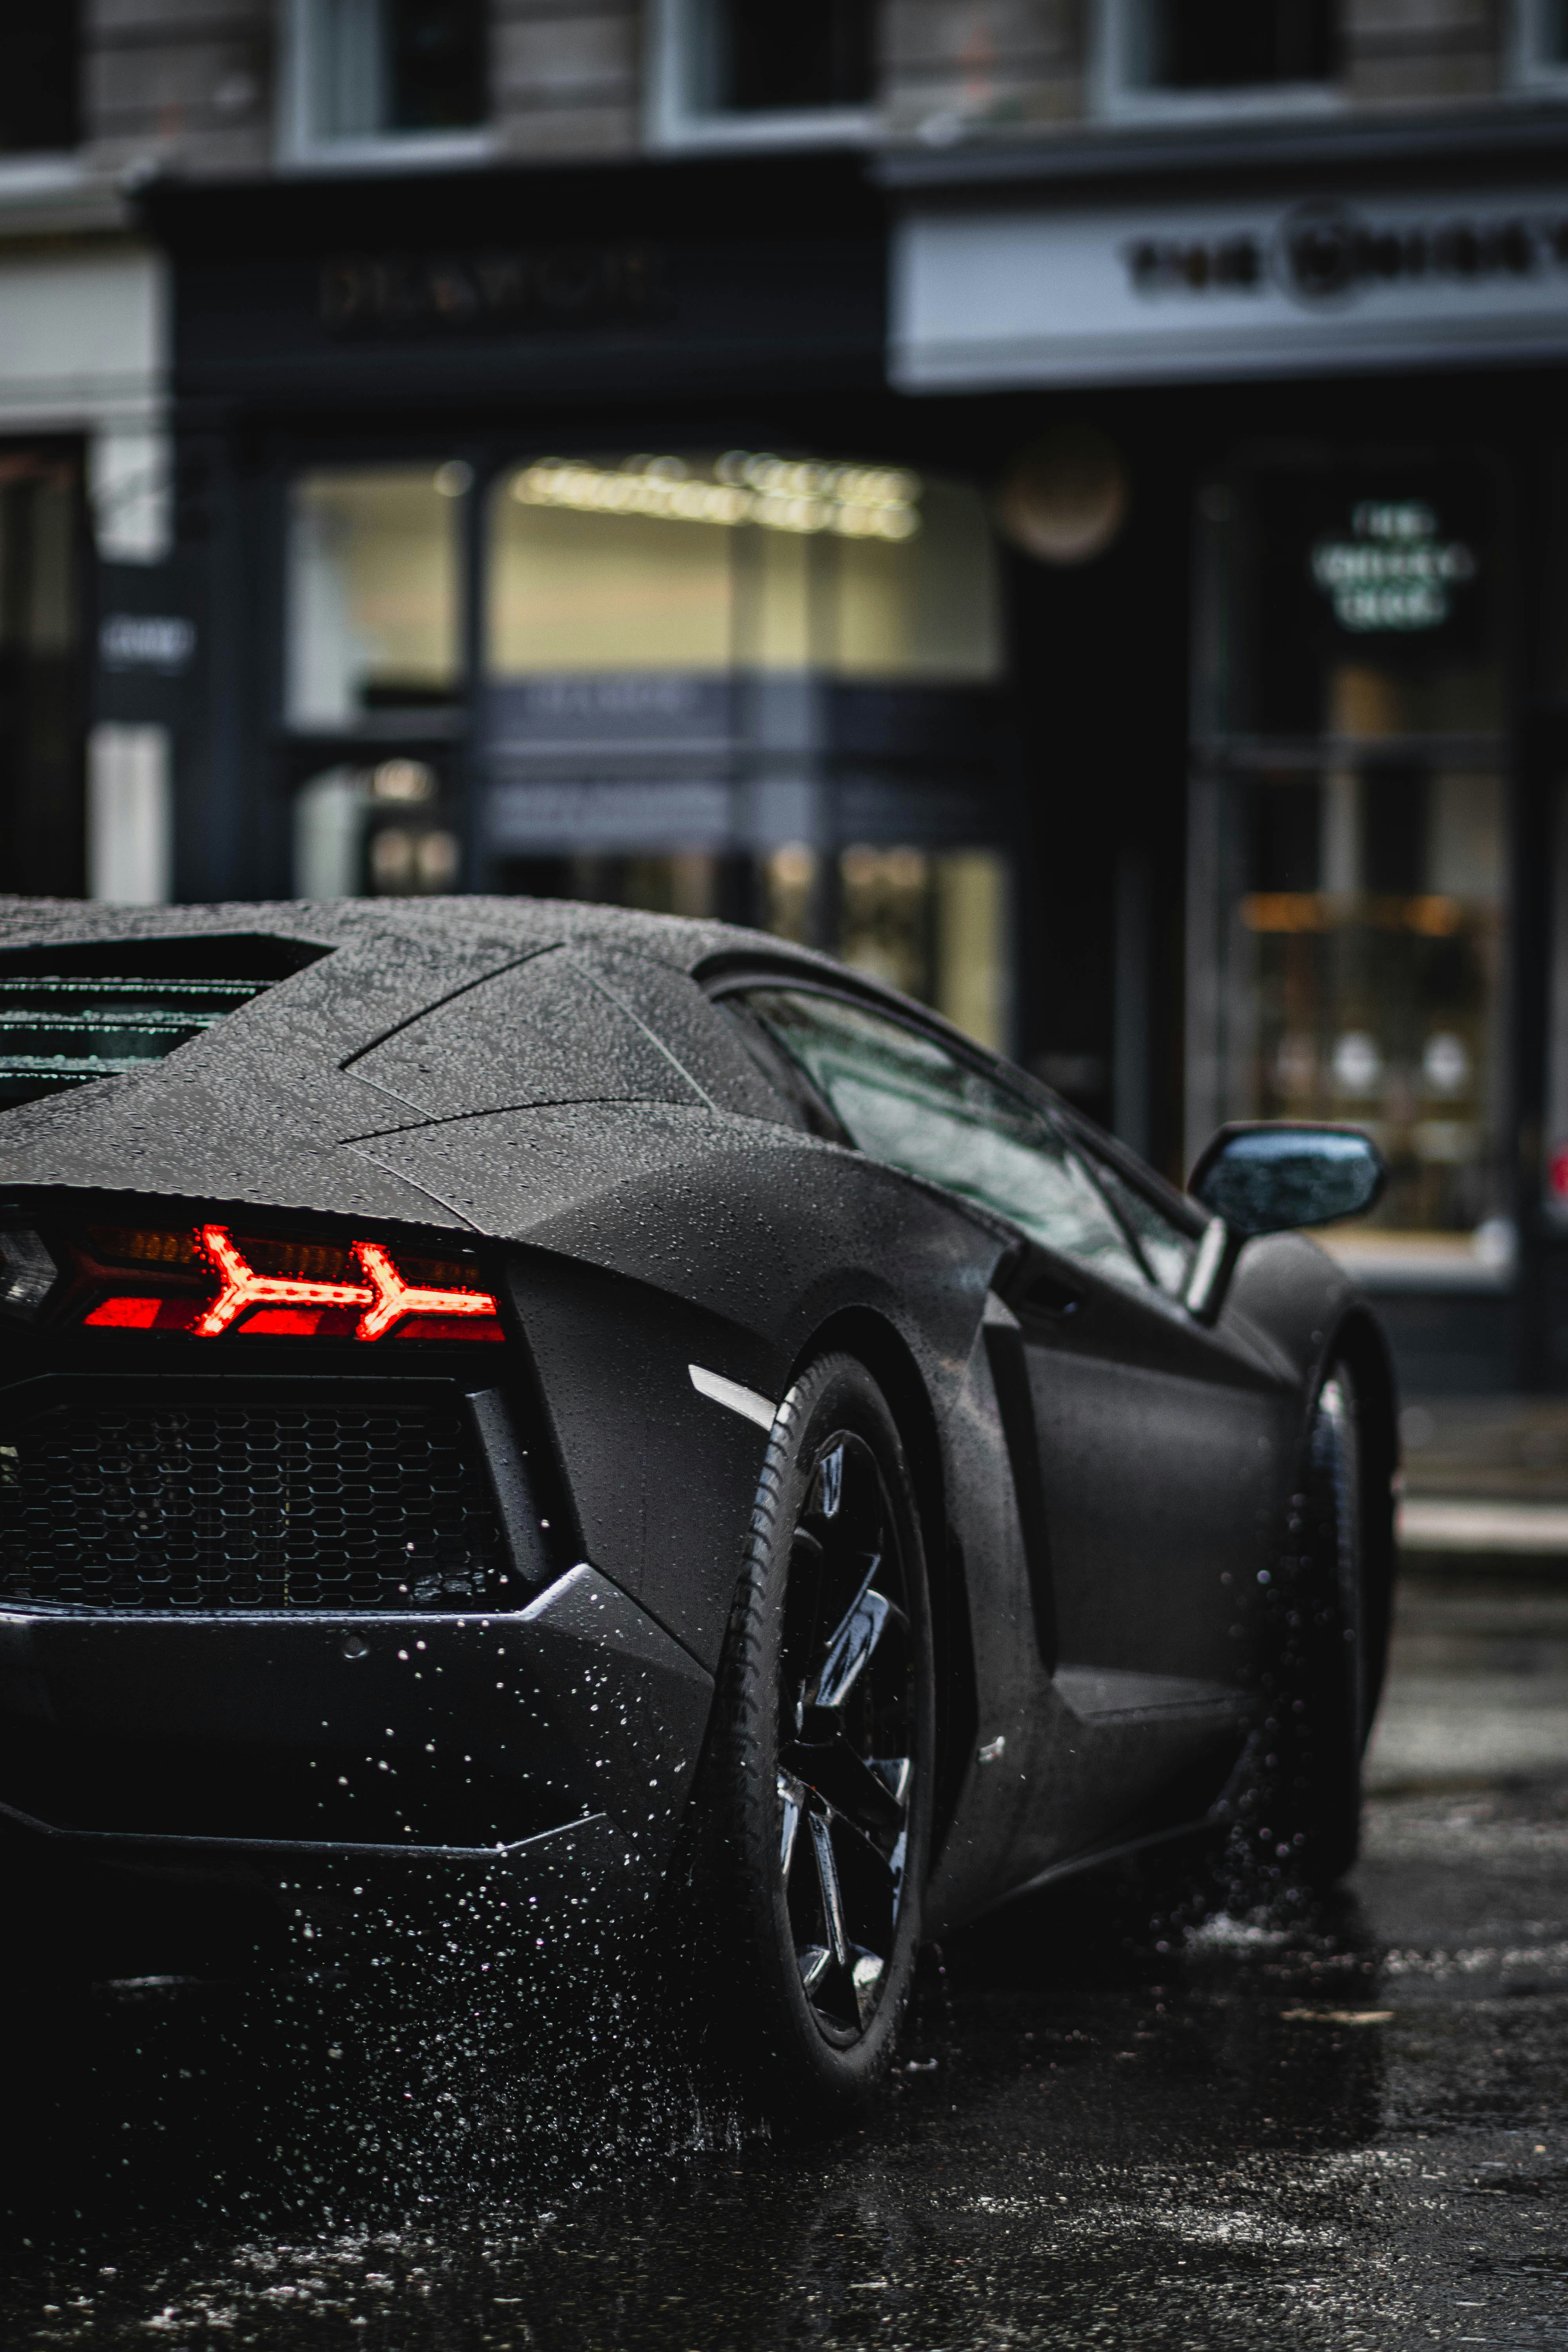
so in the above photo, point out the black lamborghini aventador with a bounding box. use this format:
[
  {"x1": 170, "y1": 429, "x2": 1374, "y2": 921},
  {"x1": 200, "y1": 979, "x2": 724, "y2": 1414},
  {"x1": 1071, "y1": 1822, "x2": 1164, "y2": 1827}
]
[{"x1": 0, "y1": 898, "x2": 1395, "y2": 2116}]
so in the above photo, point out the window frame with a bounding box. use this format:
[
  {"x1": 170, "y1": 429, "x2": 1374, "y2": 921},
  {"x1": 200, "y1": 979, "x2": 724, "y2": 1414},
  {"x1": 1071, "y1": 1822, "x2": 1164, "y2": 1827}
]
[
  {"x1": 643, "y1": 0, "x2": 878, "y2": 154},
  {"x1": 1091, "y1": 0, "x2": 1344, "y2": 125},
  {"x1": 276, "y1": 0, "x2": 496, "y2": 171},
  {"x1": 704, "y1": 959, "x2": 1208, "y2": 1296}
]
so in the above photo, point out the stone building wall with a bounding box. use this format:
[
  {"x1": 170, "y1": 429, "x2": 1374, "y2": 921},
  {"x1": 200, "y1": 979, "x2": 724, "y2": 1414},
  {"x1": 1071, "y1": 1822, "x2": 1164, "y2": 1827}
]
[
  {"x1": 82, "y1": 0, "x2": 273, "y2": 179},
  {"x1": 46, "y1": 0, "x2": 1523, "y2": 195}
]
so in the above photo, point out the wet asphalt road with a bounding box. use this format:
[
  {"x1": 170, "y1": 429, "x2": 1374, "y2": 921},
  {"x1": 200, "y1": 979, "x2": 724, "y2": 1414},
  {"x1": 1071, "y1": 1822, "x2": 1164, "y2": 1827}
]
[{"x1": 4, "y1": 1568, "x2": 1567, "y2": 2352}]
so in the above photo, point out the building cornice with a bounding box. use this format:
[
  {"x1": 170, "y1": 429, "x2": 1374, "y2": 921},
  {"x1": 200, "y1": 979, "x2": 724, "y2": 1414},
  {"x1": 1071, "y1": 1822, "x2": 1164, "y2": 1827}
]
[{"x1": 875, "y1": 100, "x2": 1568, "y2": 205}]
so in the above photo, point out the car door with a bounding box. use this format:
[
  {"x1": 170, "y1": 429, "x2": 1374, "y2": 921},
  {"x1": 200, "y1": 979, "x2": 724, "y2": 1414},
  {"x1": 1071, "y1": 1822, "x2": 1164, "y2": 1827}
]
[{"x1": 728, "y1": 982, "x2": 1292, "y2": 1846}]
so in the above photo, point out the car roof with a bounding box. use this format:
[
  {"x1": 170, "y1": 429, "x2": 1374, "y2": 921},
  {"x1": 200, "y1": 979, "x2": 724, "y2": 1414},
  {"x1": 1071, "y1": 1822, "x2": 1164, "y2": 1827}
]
[{"x1": 0, "y1": 893, "x2": 836, "y2": 982}]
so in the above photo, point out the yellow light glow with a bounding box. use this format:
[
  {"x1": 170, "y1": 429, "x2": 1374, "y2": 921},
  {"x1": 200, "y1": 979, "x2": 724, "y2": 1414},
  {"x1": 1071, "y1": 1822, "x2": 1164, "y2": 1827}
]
[{"x1": 510, "y1": 452, "x2": 921, "y2": 542}]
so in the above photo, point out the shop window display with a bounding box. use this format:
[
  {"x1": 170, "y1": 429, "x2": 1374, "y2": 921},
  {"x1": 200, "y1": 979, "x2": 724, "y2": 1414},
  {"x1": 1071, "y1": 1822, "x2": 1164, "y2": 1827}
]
[
  {"x1": 486, "y1": 452, "x2": 996, "y2": 682},
  {"x1": 484, "y1": 451, "x2": 1007, "y2": 1049},
  {"x1": 285, "y1": 465, "x2": 463, "y2": 727},
  {"x1": 1196, "y1": 456, "x2": 1509, "y2": 1276}
]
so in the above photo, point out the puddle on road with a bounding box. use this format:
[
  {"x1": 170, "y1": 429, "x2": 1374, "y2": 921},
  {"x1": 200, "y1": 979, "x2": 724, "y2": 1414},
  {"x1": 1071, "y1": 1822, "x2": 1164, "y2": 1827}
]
[{"x1": 4, "y1": 1788, "x2": 1568, "y2": 2351}]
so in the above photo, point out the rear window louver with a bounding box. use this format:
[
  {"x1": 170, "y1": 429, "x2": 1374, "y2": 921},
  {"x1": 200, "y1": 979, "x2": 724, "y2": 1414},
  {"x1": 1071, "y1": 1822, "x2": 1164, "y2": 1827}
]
[
  {"x1": 0, "y1": 938, "x2": 328, "y2": 1110},
  {"x1": 0, "y1": 978, "x2": 266, "y2": 1108}
]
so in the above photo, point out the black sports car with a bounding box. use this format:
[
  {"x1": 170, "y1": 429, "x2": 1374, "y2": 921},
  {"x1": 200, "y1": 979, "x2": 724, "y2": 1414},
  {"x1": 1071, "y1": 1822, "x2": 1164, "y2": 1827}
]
[{"x1": 0, "y1": 898, "x2": 1395, "y2": 2116}]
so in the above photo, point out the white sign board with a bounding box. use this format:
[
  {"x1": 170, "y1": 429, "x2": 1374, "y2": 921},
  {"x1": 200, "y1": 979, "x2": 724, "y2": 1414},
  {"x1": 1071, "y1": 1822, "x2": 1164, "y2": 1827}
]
[{"x1": 891, "y1": 187, "x2": 1568, "y2": 388}]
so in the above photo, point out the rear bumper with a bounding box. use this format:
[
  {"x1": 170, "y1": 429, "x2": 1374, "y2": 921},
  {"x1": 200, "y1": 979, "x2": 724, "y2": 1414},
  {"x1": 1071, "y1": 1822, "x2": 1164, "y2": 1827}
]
[{"x1": 0, "y1": 1564, "x2": 714, "y2": 1889}]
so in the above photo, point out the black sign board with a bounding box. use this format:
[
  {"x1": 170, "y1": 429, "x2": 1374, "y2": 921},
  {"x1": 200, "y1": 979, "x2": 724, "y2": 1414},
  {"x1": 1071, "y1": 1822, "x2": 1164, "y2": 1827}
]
[
  {"x1": 141, "y1": 152, "x2": 885, "y2": 418},
  {"x1": 93, "y1": 558, "x2": 202, "y2": 729}
]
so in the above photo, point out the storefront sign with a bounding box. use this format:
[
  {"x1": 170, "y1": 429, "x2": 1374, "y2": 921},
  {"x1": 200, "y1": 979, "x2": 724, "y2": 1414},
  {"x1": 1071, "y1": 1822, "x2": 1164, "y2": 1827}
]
[
  {"x1": 1309, "y1": 501, "x2": 1477, "y2": 633},
  {"x1": 319, "y1": 244, "x2": 671, "y2": 335},
  {"x1": 98, "y1": 613, "x2": 196, "y2": 674},
  {"x1": 93, "y1": 561, "x2": 201, "y2": 728},
  {"x1": 893, "y1": 187, "x2": 1568, "y2": 388}
]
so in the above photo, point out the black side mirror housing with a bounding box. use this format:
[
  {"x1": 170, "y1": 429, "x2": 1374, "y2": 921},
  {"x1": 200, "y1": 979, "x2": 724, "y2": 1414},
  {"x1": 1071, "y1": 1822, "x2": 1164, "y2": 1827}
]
[{"x1": 1189, "y1": 1122, "x2": 1389, "y2": 1238}]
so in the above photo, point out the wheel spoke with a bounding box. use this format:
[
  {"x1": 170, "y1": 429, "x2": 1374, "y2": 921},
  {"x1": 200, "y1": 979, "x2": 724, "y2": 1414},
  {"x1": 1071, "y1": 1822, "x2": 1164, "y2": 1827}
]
[
  {"x1": 777, "y1": 1769, "x2": 804, "y2": 1880},
  {"x1": 799, "y1": 1944, "x2": 833, "y2": 1993},
  {"x1": 819, "y1": 1806, "x2": 898, "y2": 1959},
  {"x1": 781, "y1": 1734, "x2": 907, "y2": 1840},
  {"x1": 809, "y1": 1811, "x2": 850, "y2": 1967},
  {"x1": 812, "y1": 1559, "x2": 906, "y2": 1710},
  {"x1": 812, "y1": 1444, "x2": 845, "y2": 1520}
]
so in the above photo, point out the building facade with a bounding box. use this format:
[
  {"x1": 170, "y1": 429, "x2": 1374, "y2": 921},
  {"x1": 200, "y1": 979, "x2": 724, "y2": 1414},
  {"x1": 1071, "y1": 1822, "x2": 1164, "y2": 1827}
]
[{"x1": 6, "y1": 0, "x2": 1568, "y2": 1389}]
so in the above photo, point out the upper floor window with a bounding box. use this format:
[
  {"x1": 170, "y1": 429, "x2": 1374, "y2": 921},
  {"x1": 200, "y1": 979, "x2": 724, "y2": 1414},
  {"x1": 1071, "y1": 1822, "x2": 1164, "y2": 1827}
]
[
  {"x1": 290, "y1": 0, "x2": 488, "y2": 153},
  {"x1": 649, "y1": 0, "x2": 876, "y2": 147},
  {"x1": 1101, "y1": 0, "x2": 1339, "y2": 117},
  {"x1": 0, "y1": 7, "x2": 79, "y2": 157},
  {"x1": 1516, "y1": 0, "x2": 1568, "y2": 85}
]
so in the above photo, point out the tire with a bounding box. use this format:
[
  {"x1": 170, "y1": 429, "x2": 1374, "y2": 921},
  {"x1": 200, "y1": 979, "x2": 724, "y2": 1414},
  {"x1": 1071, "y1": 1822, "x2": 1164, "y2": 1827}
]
[
  {"x1": 1270, "y1": 1361, "x2": 1367, "y2": 1886},
  {"x1": 690, "y1": 1352, "x2": 936, "y2": 2124}
]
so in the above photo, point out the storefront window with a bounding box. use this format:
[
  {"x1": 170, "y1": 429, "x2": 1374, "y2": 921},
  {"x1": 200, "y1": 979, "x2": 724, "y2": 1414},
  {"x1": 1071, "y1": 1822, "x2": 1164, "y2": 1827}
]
[
  {"x1": 485, "y1": 452, "x2": 998, "y2": 682},
  {"x1": 762, "y1": 844, "x2": 1012, "y2": 1053},
  {"x1": 293, "y1": 757, "x2": 460, "y2": 898},
  {"x1": 1196, "y1": 456, "x2": 1510, "y2": 1276},
  {"x1": 483, "y1": 450, "x2": 1007, "y2": 1046},
  {"x1": 285, "y1": 465, "x2": 463, "y2": 727}
]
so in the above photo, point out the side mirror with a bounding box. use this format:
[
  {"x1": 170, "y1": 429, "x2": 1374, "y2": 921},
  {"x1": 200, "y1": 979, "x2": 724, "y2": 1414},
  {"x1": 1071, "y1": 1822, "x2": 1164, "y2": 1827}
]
[
  {"x1": 1189, "y1": 1122, "x2": 1388, "y2": 1237},
  {"x1": 1181, "y1": 1123, "x2": 1388, "y2": 1321}
]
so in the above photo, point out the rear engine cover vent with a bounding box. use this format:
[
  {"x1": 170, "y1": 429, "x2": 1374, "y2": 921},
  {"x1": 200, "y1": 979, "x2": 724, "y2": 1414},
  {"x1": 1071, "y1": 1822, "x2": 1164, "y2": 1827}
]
[
  {"x1": 0, "y1": 936, "x2": 328, "y2": 1109},
  {"x1": 0, "y1": 1397, "x2": 507, "y2": 1611}
]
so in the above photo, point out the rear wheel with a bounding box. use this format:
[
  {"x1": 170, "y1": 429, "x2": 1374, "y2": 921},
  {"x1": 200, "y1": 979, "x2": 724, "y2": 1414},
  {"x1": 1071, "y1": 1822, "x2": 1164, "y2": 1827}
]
[
  {"x1": 695, "y1": 1353, "x2": 935, "y2": 2122},
  {"x1": 1272, "y1": 1362, "x2": 1367, "y2": 1884}
]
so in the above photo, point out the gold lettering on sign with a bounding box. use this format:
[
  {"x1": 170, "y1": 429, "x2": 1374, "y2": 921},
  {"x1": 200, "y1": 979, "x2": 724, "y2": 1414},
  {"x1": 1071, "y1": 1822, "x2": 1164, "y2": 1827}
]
[{"x1": 318, "y1": 245, "x2": 672, "y2": 334}]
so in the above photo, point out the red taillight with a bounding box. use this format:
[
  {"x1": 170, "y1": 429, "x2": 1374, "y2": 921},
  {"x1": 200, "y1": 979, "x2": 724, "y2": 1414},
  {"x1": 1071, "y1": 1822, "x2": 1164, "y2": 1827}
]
[
  {"x1": 194, "y1": 1224, "x2": 377, "y2": 1337},
  {"x1": 74, "y1": 1223, "x2": 502, "y2": 1343}
]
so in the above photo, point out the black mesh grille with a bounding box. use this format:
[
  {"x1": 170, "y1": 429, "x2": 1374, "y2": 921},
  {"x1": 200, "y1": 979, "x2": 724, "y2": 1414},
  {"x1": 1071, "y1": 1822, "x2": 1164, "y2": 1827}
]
[{"x1": 0, "y1": 1398, "x2": 507, "y2": 1611}]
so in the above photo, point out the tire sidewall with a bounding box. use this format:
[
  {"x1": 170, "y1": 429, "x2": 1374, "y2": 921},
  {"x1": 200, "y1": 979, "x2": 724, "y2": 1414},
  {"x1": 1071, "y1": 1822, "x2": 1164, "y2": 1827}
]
[{"x1": 1276, "y1": 1359, "x2": 1365, "y2": 1884}]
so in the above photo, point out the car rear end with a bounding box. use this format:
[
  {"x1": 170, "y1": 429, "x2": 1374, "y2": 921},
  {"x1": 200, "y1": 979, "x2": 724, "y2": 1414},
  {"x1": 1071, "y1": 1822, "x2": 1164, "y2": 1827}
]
[{"x1": 0, "y1": 938, "x2": 714, "y2": 1981}]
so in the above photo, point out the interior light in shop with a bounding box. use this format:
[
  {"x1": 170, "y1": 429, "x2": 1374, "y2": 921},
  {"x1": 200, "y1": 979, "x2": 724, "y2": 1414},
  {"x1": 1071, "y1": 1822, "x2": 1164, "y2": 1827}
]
[
  {"x1": 511, "y1": 452, "x2": 920, "y2": 540},
  {"x1": 995, "y1": 424, "x2": 1129, "y2": 566},
  {"x1": 1332, "y1": 1033, "x2": 1383, "y2": 1096}
]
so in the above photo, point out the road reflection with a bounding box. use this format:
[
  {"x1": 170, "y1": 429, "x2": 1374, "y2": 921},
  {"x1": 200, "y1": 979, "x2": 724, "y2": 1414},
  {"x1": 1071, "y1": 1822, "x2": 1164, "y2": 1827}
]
[{"x1": 5, "y1": 1576, "x2": 1568, "y2": 2350}]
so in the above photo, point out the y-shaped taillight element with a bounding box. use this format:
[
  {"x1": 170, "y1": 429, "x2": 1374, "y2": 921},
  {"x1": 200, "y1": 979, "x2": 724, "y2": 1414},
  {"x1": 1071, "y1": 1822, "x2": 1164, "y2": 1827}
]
[{"x1": 193, "y1": 1226, "x2": 498, "y2": 1341}]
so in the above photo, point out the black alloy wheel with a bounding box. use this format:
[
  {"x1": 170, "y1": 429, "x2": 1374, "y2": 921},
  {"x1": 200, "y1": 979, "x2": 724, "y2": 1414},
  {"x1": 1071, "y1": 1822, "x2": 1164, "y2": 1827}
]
[{"x1": 696, "y1": 1352, "x2": 935, "y2": 2120}]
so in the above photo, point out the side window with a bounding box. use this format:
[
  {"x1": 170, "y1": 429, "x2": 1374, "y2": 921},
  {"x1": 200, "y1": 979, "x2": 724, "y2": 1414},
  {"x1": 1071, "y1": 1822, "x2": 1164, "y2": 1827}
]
[
  {"x1": 1078, "y1": 1145, "x2": 1199, "y2": 1301},
  {"x1": 737, "y1": 987, "x2": 1149, "y2": 1290}
]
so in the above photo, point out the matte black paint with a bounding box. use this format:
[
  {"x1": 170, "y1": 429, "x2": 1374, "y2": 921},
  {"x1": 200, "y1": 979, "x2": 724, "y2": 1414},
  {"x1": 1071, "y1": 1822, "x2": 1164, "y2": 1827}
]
[{"x1": 0, "y1": 895, "x2": 1395, "y2": 1954}]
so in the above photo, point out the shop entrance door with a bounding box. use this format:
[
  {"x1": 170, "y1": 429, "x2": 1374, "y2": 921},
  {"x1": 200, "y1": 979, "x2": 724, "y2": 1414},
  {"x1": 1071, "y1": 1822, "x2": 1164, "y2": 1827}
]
[{"x1": 1190, "y1": 455, "x2": 1512, "y2": 1318}]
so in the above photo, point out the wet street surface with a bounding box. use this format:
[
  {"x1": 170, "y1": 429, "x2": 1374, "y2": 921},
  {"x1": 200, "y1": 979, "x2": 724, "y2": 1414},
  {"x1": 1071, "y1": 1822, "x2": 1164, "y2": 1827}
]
[{"x1": 4, "y1": 1566, "x2": 1567, "y2": 2351}]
